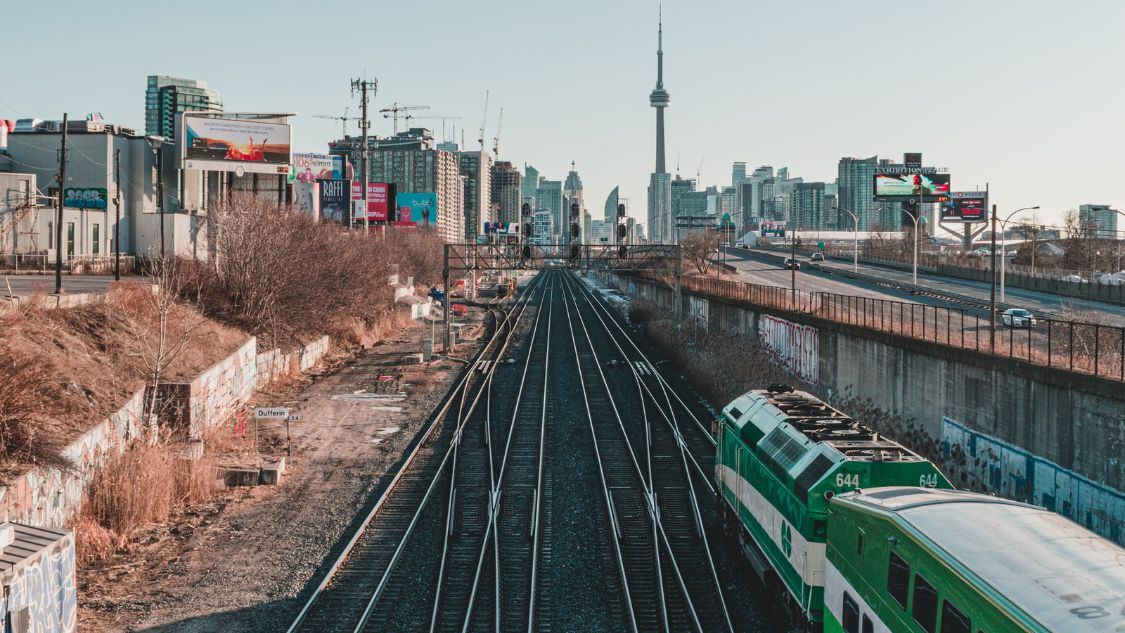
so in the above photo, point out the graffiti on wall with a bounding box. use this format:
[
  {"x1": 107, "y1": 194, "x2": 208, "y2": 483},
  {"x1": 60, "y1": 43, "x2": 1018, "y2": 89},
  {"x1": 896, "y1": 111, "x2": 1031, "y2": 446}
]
[
  {"x1": 941, "y1": 416, "x2": 1124, "y2": 546},
  {"x1": 688, "y1": 296, "x2": 708, "y2": 326},
  {"x1": 759, "y1": 314, "x2": 819, "y2": 383},
  {"x1": 0, "y1": 536, "x2": 78, "y2": 633}
]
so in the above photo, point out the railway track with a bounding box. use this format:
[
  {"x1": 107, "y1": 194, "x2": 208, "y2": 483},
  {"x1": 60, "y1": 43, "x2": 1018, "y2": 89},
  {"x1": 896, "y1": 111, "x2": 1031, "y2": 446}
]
[{"x1": 286, "y1": 274, "x2": 545, "y2": 633}]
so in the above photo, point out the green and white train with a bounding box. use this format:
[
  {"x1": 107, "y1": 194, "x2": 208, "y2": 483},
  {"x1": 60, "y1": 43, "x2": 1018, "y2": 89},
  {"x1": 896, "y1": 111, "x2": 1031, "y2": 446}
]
[{"x1": 716, "y1": 386, "x2": 1125, "y2": 633}]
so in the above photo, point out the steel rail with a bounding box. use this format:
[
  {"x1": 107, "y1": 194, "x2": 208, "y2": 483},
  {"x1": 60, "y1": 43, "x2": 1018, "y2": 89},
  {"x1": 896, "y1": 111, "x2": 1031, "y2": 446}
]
[
  {"x1": 286, "y1": 273, "x2": 541, "y2": 633},
  {"x1": 457, "y1": 272, "x2": 556, "y2": 632},
  {"x1": 563, "y1": 277, "x2": 705, "y2": 633},
  {"x1": 568, "y1": 274, "x2": 734, "y2": 633},
  {"x1": 354, "y1": 276, "x2": 545, "y2": 633}
]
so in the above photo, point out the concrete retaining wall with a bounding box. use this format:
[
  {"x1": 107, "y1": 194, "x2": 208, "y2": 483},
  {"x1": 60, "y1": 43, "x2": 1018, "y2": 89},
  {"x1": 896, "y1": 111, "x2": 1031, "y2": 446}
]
[
  {"x1": 0, "y1": 335, "x2": 333, "y2": 529},
  {"x1": 617, "y1": 274, "x2": 1124, "y2": 493}
]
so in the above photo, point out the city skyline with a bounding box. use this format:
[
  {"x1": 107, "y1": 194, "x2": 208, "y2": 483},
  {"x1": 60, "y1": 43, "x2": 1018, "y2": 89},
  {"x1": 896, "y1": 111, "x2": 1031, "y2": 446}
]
[{"x1": 2, "y1": 0, "x2": 1122, "y2": 230}]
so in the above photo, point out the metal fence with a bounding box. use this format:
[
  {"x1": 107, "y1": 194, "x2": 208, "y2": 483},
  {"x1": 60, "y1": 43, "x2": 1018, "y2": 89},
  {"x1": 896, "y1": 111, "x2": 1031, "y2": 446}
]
[
  {"x1": 678, "y1": 275, "x2": 1125, "y2": 382},
  {"x1": 0, "y1": 253, "x2": 135, "y2": 274}
]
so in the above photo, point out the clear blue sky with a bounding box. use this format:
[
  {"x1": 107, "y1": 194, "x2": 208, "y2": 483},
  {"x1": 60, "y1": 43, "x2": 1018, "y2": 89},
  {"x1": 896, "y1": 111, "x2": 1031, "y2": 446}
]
[{"x1": 5, "y1": 0, "x2": 1123, "y2": 229}]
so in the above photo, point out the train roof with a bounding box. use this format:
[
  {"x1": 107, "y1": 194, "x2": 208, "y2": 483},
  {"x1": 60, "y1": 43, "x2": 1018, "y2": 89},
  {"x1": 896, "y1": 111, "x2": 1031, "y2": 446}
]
[
  {"x1": 835, "y1": 487, "x2": 1125, "y2": 633},
  {"x1": 723, "y1": 388, "x2": 925, "y2": 464}
]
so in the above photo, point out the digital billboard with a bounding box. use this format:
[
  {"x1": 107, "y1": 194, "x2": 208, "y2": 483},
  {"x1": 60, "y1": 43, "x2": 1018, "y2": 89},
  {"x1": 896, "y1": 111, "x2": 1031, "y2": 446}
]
[
  {"x1": 318, "y1": 179, "x2": 350, "y2": 224},
  {"x1": 182, "y1": 116, "x2": 292, "y2": 175},
  {"x1": 873, "y1": 173, "x2": 951, "y2": 202},
  {"x1": 941, "y1": 192, "x2": 989, "y2": 223},
  {"x1": 291, "y1": 153, "x2": 344, "y2": 183},
  {"x1": 351, "y1": 182, "x2": 390, "y2": 222},
  {"x1": 397, "y1": 192, "x2": 438, "y2": 226}
]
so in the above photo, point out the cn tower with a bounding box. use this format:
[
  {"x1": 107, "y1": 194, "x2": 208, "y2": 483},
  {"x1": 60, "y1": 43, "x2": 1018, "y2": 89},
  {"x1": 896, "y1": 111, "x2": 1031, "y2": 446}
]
[{"x1": 649, "y1": 7, "x2": 670, "y2": 173}]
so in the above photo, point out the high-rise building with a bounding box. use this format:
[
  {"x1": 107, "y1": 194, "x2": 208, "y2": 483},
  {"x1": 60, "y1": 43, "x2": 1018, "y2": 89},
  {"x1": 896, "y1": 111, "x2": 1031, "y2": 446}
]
[
  {"x1": 145, "y1": 75, "x2": 222, "y2": 140},
  {"x1": 523, "y1": 164, "x2": 539, "y2": 210},
  {"x1": 458, "y1": 150, "x2": 492, "y2": 238},
  {"x1": 366, "y1": 128, "x2": 464, "y2": 241},
  {"x1": 529, "y1": 209, "x2": 554, "y2": 246},
  {"x1": 648, "y1": 173, "x2": 672, "y2": 242},
  {"x1": 1079, "y1": 204, "x2": 1120, "y2": 239},
  {"x1": 490, "y1": 161, "x2": 522, "y2": 225},
  {"x1": 791, "y1": 182, "x2": 827, "y2": 229},
  {"x1": 536, "y1": 179, "x2": 564, "y2": 245},
  {"x1": 838, "y1": 156, "x2": 879, "y2": 230},
  {"x1": 604, "y1": 186, "x2": 620, "y2": 224},
  {"x1": 647, "y1": 10, "x2": 672, "y2": 242},
  {"x1": 732, "y1": 162, "x2": 747, "y2": 188}
]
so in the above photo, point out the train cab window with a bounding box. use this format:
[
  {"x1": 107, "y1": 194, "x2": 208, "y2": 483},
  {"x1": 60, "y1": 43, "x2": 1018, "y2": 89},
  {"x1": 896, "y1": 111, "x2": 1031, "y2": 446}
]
[
  {"x1": 862, "y1": 615, "x2": 874, "y2": 633},
  {"x1": 887, "y1": 551, "x2": 910, "y2": 608},
  {"x1": 912, "y1": 573, "x2": 938, "y2": 633},
  {"x1": 940, "y1": 600, "x2": 971, "y2": 633},
  {"x1": 842, "y1": 592, "x2": 860, "y2": 633}
]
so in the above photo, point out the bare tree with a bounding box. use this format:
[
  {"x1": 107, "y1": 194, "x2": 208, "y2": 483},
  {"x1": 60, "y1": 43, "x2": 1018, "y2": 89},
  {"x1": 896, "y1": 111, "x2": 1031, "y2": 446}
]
[{"x1": 679, "y1": 231, "x2": 714, "y2": 275}]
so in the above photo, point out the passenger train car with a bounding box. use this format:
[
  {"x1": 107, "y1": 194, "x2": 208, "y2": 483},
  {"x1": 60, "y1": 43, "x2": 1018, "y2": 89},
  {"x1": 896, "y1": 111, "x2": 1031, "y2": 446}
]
[
  {"x1": 716, "y1": 387, "x2": 952, "y2": 630},
  {"x1": 716, "y1": 386, "x2": 1125, "y2": 632}
]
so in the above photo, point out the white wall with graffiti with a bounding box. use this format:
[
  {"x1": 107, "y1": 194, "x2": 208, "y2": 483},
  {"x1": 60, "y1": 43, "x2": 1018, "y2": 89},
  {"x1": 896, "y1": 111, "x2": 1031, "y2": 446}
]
[
  {"x1": 941, "y1": 416, "x2": 1124, "y2": 546},
  {"x1": 759, "y1": 314, "x2": 819, "y2": 383},
  {"x1": 0, "y1": 524, "x2": 77, "y2": 633}
]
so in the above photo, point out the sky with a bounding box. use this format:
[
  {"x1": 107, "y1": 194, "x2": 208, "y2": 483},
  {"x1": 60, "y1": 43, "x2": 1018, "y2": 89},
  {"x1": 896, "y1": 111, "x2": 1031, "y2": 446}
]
[{"x1": 5, "y1": 0, "x2": 1124, "y2": 230}]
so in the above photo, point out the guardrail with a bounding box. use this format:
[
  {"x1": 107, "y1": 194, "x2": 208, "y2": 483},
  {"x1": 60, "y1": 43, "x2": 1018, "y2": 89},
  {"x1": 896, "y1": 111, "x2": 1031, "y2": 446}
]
[
  {"x1": 673, "y1": 274, "x2": 1125, "y2": 382},
  {"x1": 0, "y1": 253, "x2": 135, "y2": 274}
]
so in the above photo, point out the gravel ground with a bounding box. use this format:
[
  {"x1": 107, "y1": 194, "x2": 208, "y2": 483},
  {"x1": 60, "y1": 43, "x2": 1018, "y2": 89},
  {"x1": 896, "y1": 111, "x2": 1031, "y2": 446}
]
[{"x1": 77, "y1": 316, "x2": 488, "y2": 633}]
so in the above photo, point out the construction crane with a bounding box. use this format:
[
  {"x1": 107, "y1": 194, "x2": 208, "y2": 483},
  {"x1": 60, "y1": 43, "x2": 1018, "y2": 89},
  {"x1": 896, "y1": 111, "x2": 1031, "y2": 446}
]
[
  {"x1": 313, "y1": 108, "x2": 352, "y2": 137},
  {"x1": 379, "y1": 103, "x2": 429, "y2": 134},
  {"x1": 492, "y1": 108, "x2": 503, "y2": 158},
  {"x1": 477, "y1": 90, "x2": 490, "y2": 153}
]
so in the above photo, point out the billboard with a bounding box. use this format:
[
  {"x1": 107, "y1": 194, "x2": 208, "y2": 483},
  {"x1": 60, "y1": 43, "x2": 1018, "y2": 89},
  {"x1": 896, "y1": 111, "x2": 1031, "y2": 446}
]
[
  {"x1": 941, "y1": 192, "x2": 989, "y2": 223},
  {"x1": 351, "y1": 182, "x2": 390, "y2": 222},
  {"x1": 873, "y1": 172, "x2": 951, "y2": 202},
  {"x1": 63, "y1": 187, "x2": 107, "y2": 209},
  {"x1": 291, "y1": 153, "x2": 344, "y2": 183},
  {"x1": 760, "y1": 220, "x2": 786, "y2": 237},
  {"x1": 483, "y1": 221, "x2": 519, "y2": 235},
  {"x1": 397, "y1": 192, "x2": 438, "y2": 226},
  {"x1": 318, "y1": 179, "x2": 350, "y2": 224},
  {"x1": 182, "y1": 116, "x2": 291, "y2": 174}
]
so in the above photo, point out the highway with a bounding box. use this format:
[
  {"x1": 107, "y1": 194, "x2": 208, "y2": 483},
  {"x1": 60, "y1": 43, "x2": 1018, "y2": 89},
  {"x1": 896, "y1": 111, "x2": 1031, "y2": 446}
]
[{"x1": 721, "y1": 248, "x2": 1125, "y2": 328}]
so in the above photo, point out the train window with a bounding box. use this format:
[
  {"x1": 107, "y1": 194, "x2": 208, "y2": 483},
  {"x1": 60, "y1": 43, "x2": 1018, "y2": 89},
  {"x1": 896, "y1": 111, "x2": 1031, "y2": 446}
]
[
  {"x1": 862, "y1": 615, "x2": 874, "y2": 633},
  {"x1": 842, "y1": 592, "x2": 860, "y2": 633},
  {"x1": 940, "y1": 600, "x2": 971, "y2": 633},
  {"x1": 887, "y1": 551, "x2": 910, "y2": 608},
  {"x1": 913, "y1": 573, "x2": 938, "y2": 633}
]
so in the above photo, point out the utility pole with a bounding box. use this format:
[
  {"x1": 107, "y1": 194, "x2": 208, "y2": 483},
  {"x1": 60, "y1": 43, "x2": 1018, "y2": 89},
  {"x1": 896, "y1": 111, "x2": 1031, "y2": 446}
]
[
  {"x1": 54, "y1": 113, "x2": 68, "y2": 294},
  {"x1": 989, "y1": 203, "x2": 997, "y2": 351},
  {"x1": 352, "y1": 77, "x2": 378, "y2": 234},
  {"x1": 790, "y1": 225, "x2": 797, "y2": 307},
  {"x1": 114, "y1": 149, "x2": 121, "y2": 281}
]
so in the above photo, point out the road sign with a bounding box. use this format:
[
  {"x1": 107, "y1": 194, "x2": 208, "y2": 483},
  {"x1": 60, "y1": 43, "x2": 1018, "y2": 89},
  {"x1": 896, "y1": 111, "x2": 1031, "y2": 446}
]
[
  {"x1": 255, "y1": 407, "x2": 290, "y2": 419},
  {"x1": 287, "y1": 414, "x2": 300, "y2": 422},
  {"x1": 817, "y1": 242, "x2": 825, "y2": 250}
]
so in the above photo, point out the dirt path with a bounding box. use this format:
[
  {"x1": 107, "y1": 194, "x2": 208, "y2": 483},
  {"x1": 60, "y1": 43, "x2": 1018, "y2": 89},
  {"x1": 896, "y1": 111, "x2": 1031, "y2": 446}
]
[{"x1": 78, "y1": 317, "x2": 486, "y2": 632}]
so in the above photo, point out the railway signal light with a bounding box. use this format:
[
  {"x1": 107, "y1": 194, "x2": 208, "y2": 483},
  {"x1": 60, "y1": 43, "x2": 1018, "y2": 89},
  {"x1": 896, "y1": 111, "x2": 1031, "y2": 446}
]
[
  {"x1": 570, "y1": 245, "x2": 580, "y2": 260},
  {"x1": 617, "y1": 202, "x2": 625, "y2": 218},
  {"x1": 570, "y1": 223, "x2": 579, "y2": 239},
  {"x1": 617, "y1": 224, "x2": 627, "y2": 240},
  {"x1": 523, "y1": 222, "x2": 532, "y2": 237},
  {"x1": 521, "y1": 244, "x2": 531, "y2": 260},
  {"x1": 521, "y1": 202, "x2": 531, "y2": 217},
  {"x1": 618, "y1": 245, "x2": 627, "y2": 257}
]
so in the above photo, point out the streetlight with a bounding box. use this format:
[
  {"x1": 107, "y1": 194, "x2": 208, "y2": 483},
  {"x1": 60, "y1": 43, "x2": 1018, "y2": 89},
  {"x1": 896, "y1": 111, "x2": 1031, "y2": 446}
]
[
  {"x1": 902, "y1": 206, "x2": 927, "y2": 285},
  {"x1": 998, "y1": 206, "x2": 1039, "y2": 302},
  {"x1": 147, "y1": 135, "x2": 167, "y2": 260},
  {"x1": 989, "y1": 204, "x2": 1038, "y2": 347},
  {"x1": 838, "y1": 207, "x2": 859, "y2": 272}
]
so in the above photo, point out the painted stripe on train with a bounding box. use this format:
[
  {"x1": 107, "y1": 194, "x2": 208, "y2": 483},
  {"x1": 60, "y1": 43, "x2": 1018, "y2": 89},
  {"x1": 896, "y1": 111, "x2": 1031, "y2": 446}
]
[
  {"x1": 823, "y1": 560, "x2": 894, "y2": 633},
  {"x1": 717, "y1": 464, "x2": 826, "y2": 588}
]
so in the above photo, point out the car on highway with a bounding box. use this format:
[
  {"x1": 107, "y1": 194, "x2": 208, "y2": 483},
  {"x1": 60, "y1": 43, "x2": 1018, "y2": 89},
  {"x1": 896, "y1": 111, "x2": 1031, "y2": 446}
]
[
  {"x1": 784, "y1": 258, "x2": 801, "y2": 270},
  {"x1": 1001, "y1": 308, "x2": 1037, "y2": 328},
  {"x1": 810, "y1": 252, "x2": 825, "y2": 262}
]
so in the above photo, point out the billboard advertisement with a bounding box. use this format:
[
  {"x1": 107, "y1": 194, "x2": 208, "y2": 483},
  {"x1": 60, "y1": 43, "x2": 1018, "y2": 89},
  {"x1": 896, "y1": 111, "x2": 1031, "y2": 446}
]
[
  {"x1": 941, "y1": 192, "x2": 989, "y2": 223},
  {"x1": 182, "y1": 116, "x2": 292, "y2": 175},
  {"x1": 483, "y1": 221, "x2": 519, "y2": 235},
  {"x1": 291, "y1": 153, "x2": 345, "y2": 183},
  {"x1": 760, "y1": 220, "x2": 786, "y2": 237},
  {"x1": 318, "y1": 179, "x2": 350, "y2": 224},
  {"x1": 873, "y1": 172, "x2": 951, "y2": 202},
  {"x1": 397, "y1": 192, "x2": 438, "y2": 226},
  {"x1": 351, "y1": 182, "x2": 390, "y2": 222}
]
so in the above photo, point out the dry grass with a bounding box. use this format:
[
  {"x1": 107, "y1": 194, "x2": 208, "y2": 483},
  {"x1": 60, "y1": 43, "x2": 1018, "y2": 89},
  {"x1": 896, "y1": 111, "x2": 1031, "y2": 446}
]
[{"x1": 73, "y1": 440, "x2": 216, "y2": 564}]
